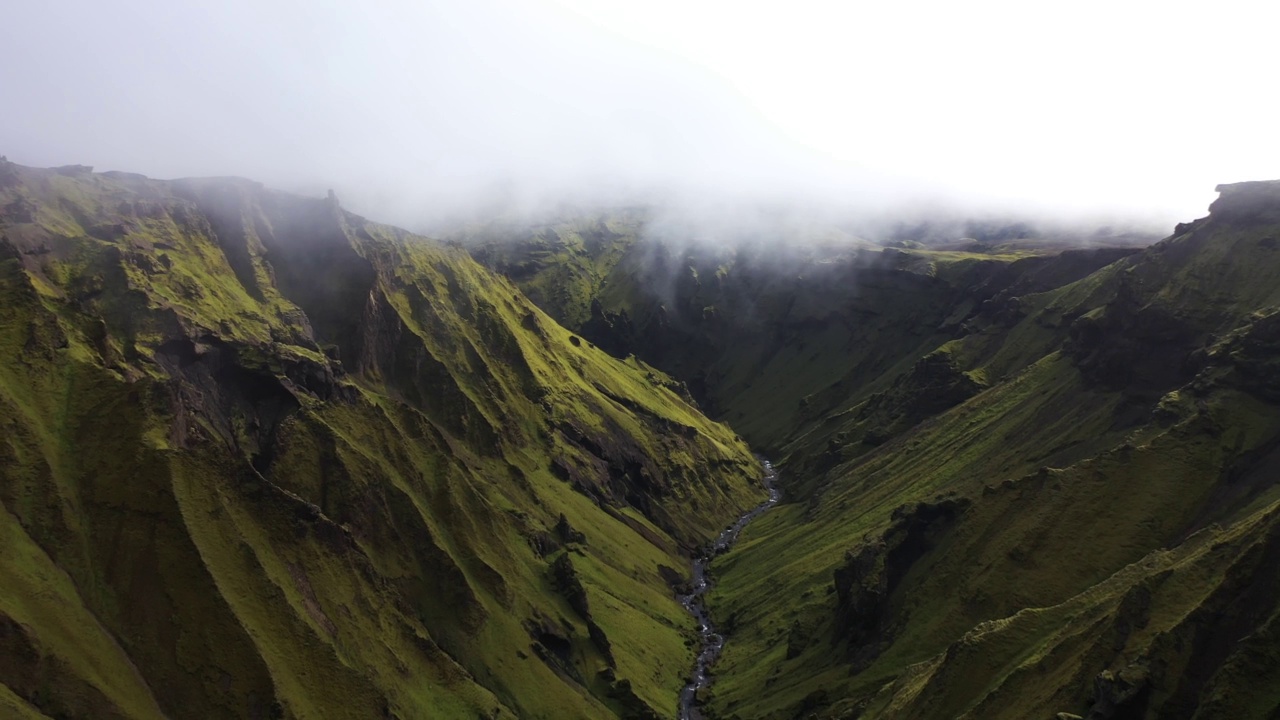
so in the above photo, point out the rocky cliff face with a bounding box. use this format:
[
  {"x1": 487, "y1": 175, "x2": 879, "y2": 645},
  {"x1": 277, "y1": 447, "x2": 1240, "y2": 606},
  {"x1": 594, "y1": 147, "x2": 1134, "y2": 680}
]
[{"x1": 0, "y1": 161, "x2": 764, "y2": 719}]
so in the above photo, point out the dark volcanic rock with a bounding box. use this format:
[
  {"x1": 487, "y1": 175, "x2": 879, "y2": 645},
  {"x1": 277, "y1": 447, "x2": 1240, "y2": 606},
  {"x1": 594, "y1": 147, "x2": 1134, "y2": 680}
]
[
  {"x1": 833, "y1": 499, "x2": 970, "y2": 667},
  {"x1": 1209, "y1": 180, "x2": 1280, "y2": 225}
]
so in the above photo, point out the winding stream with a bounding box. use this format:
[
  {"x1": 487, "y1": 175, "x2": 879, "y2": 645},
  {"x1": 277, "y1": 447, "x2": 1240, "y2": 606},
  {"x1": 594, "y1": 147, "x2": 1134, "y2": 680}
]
[{"x1": 677, "y1": 459, "x2": 781, "y2": 720}]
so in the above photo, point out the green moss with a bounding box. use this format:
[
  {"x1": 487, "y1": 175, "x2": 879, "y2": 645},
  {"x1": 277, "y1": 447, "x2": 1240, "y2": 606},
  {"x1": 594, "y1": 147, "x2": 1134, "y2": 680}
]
[
  {"x1": 0, "y1": 164, "x2": 763, "y2": 718},
  {"x1": 0, "y1": 502, "x2": 168, "y2": 719},
  {"x1": 696, "y1": 195, "x2": 1280, "y2": 718}
]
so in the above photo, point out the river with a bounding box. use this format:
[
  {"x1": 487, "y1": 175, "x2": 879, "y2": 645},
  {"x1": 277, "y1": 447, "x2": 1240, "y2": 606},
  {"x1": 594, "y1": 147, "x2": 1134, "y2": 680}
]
[{"x1": 677, "y1": 459, "x2": 781, "y2": 720}]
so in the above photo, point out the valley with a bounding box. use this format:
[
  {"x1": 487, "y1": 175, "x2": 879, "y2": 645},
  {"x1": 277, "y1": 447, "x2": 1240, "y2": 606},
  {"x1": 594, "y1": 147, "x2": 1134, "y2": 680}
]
[
  {"x1": 468, "y1": 182, "x2": 1280, "y2": 719},
  {"x1": 4, "y1": 158, "x2": 1280, "y2": 720},
  {"x1": 679, "y1": 459, "x2": 781, "y2": 720}
]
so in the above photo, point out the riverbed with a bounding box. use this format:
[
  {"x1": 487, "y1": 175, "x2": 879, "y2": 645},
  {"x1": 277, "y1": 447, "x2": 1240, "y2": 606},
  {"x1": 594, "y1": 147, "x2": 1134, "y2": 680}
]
[{"x1": 677, "y1": 459, "x2": 781, "y2": 720}]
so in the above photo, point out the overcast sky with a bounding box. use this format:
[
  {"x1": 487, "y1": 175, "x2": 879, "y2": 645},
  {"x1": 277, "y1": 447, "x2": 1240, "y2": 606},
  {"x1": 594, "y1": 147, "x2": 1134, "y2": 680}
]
[{"x1": 3, "y1": 0, "x2": 1277, "y2": 226}]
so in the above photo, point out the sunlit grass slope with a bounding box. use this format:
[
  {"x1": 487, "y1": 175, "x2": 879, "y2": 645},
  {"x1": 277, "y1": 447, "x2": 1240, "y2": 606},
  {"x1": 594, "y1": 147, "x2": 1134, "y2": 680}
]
[{"x1": 0, "y1": 161, "x2": 763, "y2": 719}]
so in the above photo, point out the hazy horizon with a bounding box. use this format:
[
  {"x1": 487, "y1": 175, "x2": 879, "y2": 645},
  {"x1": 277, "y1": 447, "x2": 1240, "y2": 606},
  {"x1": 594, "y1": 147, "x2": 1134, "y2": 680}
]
[{"x1": 4, "y1": 1, "x2": 1278, "y2": 230}]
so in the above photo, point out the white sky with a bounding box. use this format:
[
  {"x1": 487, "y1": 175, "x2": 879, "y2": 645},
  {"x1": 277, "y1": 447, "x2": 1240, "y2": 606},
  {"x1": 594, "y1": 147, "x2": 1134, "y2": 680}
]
[{"x1": 3, "y1": 0, "x2": 1277, "y2": 225}]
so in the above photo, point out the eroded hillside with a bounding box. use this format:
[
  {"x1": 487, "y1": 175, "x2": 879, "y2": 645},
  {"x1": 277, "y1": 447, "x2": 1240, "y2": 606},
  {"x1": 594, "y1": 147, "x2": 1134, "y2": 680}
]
[
  {"x1": 699, "y1": 181, "x2": 1280, "y2": 720},
  {"x1": 0, "y1": 161, "x2": 765, "y2": 719},
  {"x1": 8, "y1": 158, "x2": 1279, "y2": 719},
  {"x1": 464, "y1": 211, "x2": 1138, "y2": 454},
  {"x1": 467, "y1": 183, "x2": 1280, "y2": 719}
]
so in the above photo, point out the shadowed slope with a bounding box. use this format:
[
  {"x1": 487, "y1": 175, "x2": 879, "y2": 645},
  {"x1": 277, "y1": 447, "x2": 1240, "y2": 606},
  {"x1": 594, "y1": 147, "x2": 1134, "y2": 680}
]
[{"x1": 704, "y1": 181, "x2": 1280, "y2": 719}]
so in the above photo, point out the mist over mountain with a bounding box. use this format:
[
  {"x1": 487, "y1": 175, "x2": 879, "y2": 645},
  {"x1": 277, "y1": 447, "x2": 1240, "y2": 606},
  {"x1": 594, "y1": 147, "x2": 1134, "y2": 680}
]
[
  {"x1": 6, "y1": 1, "x2": 1278, "y2": 228},
  {"x1": 7, "y1": 156, "x2": 1280, "y2": 719},
  {"x1": 457, "y1": 175, "x2": 1280, "y2": 720},
  {"x1": 5, "y1": 2, "x2": 1280, "y2": 720}
]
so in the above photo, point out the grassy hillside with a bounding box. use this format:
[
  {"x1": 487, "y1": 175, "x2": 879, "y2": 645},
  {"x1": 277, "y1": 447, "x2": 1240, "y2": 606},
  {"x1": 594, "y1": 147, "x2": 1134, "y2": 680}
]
[
  {"x1": 0, "y1": 161, "x2": 764, "y2": 719},
  {"x1": 464, "y1": 212, "x2": 1136, "y2": 455},
  {"x1": 463, "y1": 183, "x2": 1280, "y2": 719},
  {"x1": 703, "y1": 181, "x2": 1280, "y2": 719},
  {"x1": 9, "y1": 158, "x2": 1275, "y2": 719}
]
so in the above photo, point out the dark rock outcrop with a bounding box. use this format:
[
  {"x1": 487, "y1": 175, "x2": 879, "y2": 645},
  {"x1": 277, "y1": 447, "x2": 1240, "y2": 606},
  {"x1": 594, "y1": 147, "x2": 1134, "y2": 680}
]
[{"x1": 832, "y1": 499, "x2": 970, "y2": 666}]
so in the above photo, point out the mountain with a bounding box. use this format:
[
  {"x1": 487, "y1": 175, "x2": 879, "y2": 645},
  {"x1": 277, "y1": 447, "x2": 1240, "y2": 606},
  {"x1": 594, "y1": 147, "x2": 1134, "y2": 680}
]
[
  {"x1": 0, "y1": 160, "x2": 765, "y2": 719},
  {"x1": 7, "y1": 155, "x2": 1280, "y2": 720},
  {"x1": 465, "y1": 183, "x2": 1280, "y2": 719},
  {"x1": 462, "y1": 210, "x2": 1140, "y2": 454}
]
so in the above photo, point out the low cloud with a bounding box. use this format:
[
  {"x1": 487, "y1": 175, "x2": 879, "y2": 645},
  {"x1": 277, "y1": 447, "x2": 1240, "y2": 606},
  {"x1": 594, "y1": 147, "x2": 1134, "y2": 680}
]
[{"x1": 3, "y1": 1, "x2": 1274, "y2": 233}]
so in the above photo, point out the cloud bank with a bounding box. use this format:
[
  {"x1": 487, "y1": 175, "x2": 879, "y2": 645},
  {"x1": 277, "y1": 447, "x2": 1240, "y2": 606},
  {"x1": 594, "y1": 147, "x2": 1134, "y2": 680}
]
[{"x1": 3, "y1": 0, "x2": 1277, "y2": 229}]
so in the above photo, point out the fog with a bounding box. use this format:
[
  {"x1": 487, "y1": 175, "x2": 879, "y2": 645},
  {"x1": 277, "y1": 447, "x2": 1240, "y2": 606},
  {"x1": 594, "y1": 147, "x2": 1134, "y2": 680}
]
[{"x1": 3, "y1": 0, "x2": 1278, "y2": 232}]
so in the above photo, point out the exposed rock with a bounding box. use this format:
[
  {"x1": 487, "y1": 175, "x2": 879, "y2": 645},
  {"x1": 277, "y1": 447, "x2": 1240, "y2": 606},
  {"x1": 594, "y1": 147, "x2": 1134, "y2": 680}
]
[
  {"x1": 833, "y1": 499, "x2": 970, "y2": 666},
  {"x1": 1066, "y1": 272, "x2": 1203, "y2": 393},
  {"x1": 1209, "y1": 180, "x2": 1280, "y2": 225},
  {"x1": 550, "y1": 552, "x2": 592, "y2": 619},
  {"x1": 1085, "y1": 665, "x2": 1151, "y2": 720},
  {"x1": 1218, "y1": 310, "x2": 1280, "y2": 402},
  {"x1": 852, "y1": 350, "x2": 985, "y2": 445},
  {"x1": 604, "y1": 677, "x2": 662, "y2": 720},
  {"x1": 555, "y1": 513, "x2": 587, "y2": 545}
]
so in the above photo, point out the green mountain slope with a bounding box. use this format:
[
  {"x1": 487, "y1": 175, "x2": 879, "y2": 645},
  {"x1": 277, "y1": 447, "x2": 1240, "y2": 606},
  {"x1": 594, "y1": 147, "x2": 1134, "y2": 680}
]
[
  {"x1": 463, "y1": 183, "x2": 1280, "y2": 719},
  {"x1": 702, "y1": 181, "x2": 1280, "y2": 719},
  {"x1": 0, "y1": 161, "x2": 764, "y2": 719},
  {"x1": 464, "y1": 212, "x2": 1136, "y2": 455},
  {"x1": 9, "y1": 157, "x2": 1278, "y2": 719}
]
